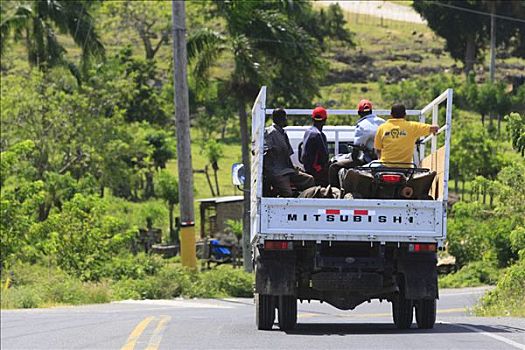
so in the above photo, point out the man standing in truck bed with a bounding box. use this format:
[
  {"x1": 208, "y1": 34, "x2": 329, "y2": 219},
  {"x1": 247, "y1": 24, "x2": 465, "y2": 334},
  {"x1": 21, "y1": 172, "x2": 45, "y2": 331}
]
[
  {"x1": 301, "y1": 106, "x2": 329, "y2": 186},
  {"x1": 374, "y1": 103, "x2": 438, "y2": 166},
  {"x1": 264, "y1": 108, "x2": 314, "y2": 197}
]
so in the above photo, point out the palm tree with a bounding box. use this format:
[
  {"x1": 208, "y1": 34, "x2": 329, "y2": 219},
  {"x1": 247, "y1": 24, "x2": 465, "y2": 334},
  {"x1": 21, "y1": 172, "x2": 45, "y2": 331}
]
[
  {"x1": 1, "y1": 1, "x2": 104, "y2": 80},
  {"x1": 187, "y1": 1, "x2": 328, "y2": 271}
]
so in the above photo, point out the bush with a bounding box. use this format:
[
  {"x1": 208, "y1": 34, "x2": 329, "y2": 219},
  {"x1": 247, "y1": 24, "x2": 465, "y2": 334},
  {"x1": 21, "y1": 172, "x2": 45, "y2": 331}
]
[
  {"x1": 439, "y1": 261, "x2": 502, "y2": 288},
  {"x1": 1, "y1": 286, "x2": 43, "y2": 309},
  {"x1": 197, "y1": 265, "x2": 253, "y2": 298},
  {"x1": 447, "y1": 201, "x2": 519, "y2": 268},
  {"x1": 476, "y1": 257, "x2": 525, "y2": 317},
  {"x1": 111, "y1": 264, "x2": 253, "y2": 300},
  {"x1": 1, "y1": 263, "x2": 111, "y2": 309},
  {"x1": 101, "y1": 253, "x2": 165, "y2": 281}
]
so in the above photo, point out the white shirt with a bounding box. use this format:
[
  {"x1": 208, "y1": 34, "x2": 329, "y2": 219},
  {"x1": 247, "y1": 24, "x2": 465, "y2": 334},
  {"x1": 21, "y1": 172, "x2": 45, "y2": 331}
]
[{"x1": 354, "y1": 113, "x2": 385, "y2": 151}]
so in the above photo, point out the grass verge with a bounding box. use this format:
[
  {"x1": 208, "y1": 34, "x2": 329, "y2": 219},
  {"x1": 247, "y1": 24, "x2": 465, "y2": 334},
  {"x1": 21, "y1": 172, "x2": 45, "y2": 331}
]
[
  {"x1": 439, "y1": 261, "x2": 502, "y2": 289},
  {"x1": 475, "y1": 257, "x2": 525, "y2": 317},
  {"x1": 1, "y1": 262, "x2": 253, "y2": 309}
]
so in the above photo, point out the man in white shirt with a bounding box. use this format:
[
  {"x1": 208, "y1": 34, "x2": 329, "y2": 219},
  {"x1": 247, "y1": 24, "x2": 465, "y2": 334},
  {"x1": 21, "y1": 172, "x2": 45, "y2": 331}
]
[
  {"x1": 328, "y1": 99, "x2": 385, "y2": 187},
  {"x1": 353, "y1": 99, "x2": 385, "y2": 163}
]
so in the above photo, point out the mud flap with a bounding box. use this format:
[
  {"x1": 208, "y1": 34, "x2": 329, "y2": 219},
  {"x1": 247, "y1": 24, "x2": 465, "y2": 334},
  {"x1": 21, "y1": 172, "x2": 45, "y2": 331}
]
[
  {"x1": 255, "y1": 249, "x2": 296, "y2": 295},
  {"x1": 397, "y1": 254, "x2": 438, "y2": 300}
]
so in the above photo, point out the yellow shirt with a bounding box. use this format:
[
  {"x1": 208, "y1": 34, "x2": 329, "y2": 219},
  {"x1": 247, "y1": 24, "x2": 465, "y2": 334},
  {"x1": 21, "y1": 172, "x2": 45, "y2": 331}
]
[{"x1": 374, "y1": 118, "x2": 432, "y2": 166}]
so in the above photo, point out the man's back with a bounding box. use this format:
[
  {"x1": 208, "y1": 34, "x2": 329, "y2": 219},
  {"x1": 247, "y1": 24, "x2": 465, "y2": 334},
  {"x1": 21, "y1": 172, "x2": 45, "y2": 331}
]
[
  {"x1": 264, "y1": 124, "x2": 295, "y2": 177},
  {"x1": 374, "y1": 119, "x2": 431, "y2": 165},
  {"x1": 301, "y1": 126, "x2": 328, "y2": 174},
  {"x1": 355, "y1": 114, "x2": 385, "y2": 151}
]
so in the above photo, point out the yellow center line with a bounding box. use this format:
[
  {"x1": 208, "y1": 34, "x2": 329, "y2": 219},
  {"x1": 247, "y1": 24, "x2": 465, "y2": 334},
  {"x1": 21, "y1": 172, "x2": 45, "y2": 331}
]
[
  {"x1": 121, "y1": 316, "x2": 156, "y2": 350},
  {"x1": 298, "y1": 307, "x2": 467, "y2": 319},
  {"x1": 145, "y1": 315, "x2": 172, "y2": 350}
]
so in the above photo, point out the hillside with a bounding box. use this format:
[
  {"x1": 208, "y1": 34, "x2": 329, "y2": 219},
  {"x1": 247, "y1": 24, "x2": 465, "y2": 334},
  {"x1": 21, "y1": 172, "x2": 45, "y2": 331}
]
[{"x1": 1, "y1": 1, "x2": 524, "y2": 313}]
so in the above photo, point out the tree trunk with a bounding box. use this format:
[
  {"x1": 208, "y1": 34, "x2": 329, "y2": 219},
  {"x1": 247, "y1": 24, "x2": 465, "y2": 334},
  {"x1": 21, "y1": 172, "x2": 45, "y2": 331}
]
[
  {"x1": 454, "y1": 173, "x2": 459, "y2": 194},
  {"x1": 497, "y1": 114, "x2": 501, "y2": 135},
  {"x1": 464, "y1": 33, "x2": 476, "y2": 75},
  {"x1": 38, "y1": 203, "x2": 51, "y2": 222},
  {"x1": 144, "y1": 171, "x2": 155, "y2": 199},
  {"x1": 213, "y1": 167, "x2": 220, "y2": 196},
  {"x1": 239, "y1": 102, "x2": 252, "y2": 272},
  {"x1": 481, "y1": 113, "x2": 485, "y2": 126},
  {"x1": 169, "y1": 203, "x2": 178, "y2": 245},
  {"x1": 204, "y1": 165, "x2": 216, "y2": 197}
]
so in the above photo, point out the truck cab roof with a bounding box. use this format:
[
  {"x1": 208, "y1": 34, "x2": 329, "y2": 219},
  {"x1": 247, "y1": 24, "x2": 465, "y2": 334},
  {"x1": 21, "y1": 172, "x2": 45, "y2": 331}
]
[{"x1": 284, "y1": 126, "x2": 355, "y2": 169}]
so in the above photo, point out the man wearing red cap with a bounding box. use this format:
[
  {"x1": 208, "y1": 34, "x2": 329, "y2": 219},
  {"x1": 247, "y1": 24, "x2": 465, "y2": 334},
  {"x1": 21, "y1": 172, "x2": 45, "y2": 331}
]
[
  {"x1": 354, "y1": 99, "x2": 385, "y2": 162},
  {"x1": 301, "y1": 106, "x2": 329, "y2": 186},
  {"x1": 328, "y1": 99, "x2": 385, "y2": 187}
]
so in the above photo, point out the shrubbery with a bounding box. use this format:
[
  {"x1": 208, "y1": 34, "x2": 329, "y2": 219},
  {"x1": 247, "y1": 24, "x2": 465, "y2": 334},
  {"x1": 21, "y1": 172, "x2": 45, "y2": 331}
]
[
  {"x1": 1, "y1": 263, "x2": 112, "y2": 309},
  {"x1": 439, "y1": 261, "x2": 502, "y2": 288},
  {"x1": 1, "y1": 262, "x2": 253, "y2": 309},
  {"x1": 476, "y1": 256, "x2": 525, "y2": 317}
]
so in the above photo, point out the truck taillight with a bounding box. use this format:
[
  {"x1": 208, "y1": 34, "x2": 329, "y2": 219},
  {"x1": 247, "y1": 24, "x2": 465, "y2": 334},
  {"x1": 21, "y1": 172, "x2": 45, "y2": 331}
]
[
  {"x1": 264, "y1": 241, "x2": 293, "y2": 250},
  {"x1": 408, "y1": 243, "x2": 436, "y2": 252},
  {"x1": 380, "y1": 174, "x2": 403, "y2": 183}
]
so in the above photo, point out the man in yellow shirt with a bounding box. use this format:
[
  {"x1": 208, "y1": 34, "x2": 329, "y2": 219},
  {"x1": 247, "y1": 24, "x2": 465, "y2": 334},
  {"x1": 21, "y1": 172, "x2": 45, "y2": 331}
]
[{"x1": 374, "y1": 104, "x2": 438, "y2": 166}]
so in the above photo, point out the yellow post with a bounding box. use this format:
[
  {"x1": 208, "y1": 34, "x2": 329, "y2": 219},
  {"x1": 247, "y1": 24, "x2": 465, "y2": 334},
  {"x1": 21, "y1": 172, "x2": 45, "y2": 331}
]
[{"x1": 180, "y1": 223, "x2": 197, "y2": 268}]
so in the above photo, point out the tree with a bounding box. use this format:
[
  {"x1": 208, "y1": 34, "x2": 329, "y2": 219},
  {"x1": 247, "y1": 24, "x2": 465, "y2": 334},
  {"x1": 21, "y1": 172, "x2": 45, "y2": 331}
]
[
  {"x1": 450, "y1": 123, "x2": 503, "y2": 186},
  {"x1": 99, "y1": 0, "x2": 171, "y2": 60},
  {"x1": 115, "y1": 47, "x2": 170, "y2": 125},
  {"x1": 413, "y1": 0, "x2": 525, "y2": 75},
  {"x1": 202, "y1": 140, "x2": 224, "y2": 196},
  {"x1": 156, "y1": 170, "x2": 179, "y2": 245},
  {"x1": 506, "y1": 113, "x2": 525, "y2": 156},
  {"x1": 188, "y1": 0, "x2": 346, "y2": 270},
  {"x1": 0, "y1": 1, "x2": 104, "y2": 79}
]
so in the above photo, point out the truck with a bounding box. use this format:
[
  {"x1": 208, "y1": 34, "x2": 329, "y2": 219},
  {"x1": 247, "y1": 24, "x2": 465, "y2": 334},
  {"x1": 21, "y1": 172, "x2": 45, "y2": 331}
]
[{"x1": 245, "y1": 87, "x2": 453, "y2": 331}]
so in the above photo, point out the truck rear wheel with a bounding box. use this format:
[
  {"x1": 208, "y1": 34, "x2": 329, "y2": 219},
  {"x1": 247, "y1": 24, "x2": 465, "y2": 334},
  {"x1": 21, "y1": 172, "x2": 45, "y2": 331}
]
[
  {"x1": 278, "y1": 295, "x2": 297, "y2": 331},
  {"x1": 392, "y1": 297, "x2": 413, "y2": 329},
  {"x1": 256, "y1": 293, "x2": 275, "y2": 330},
  {"x1": 415, "y1": 299, "x2": 436, "y2": 329}
]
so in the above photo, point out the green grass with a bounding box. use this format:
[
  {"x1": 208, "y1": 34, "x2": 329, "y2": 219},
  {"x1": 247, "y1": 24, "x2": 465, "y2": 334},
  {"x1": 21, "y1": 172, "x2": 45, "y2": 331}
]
[
  {"x1": 164, "y1": 129, "x2": 243, "y2": 236},
  {"x1": 474, "y1": 257, "x2": 525, "y2": 317},
  {"x1": 1, "y1": 262, "x2": 253, "y2": 309},
  {"x1": 439, "y1": 261, "x2": 502, "y2": 288}
]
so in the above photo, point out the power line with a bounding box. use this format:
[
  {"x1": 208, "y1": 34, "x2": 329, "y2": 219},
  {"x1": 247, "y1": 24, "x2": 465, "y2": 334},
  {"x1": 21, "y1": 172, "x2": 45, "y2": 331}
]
[{"x1": 429, "y1": 2, "x2": 525, "y2": 24}]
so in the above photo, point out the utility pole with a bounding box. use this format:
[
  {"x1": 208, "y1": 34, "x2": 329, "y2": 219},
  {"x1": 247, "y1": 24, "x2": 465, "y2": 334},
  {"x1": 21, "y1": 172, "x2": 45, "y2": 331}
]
[
  {"x1": 172, "y1": 0, "x2": 196, "y2": 268},
  {"x1": 489, "y1": 2, "x2": 496, "y2": 82}
]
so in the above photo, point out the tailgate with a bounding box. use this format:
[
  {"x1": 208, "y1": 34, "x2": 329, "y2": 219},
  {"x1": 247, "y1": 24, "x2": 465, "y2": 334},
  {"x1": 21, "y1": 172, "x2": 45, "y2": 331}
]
[{"x1": 259, "y1": 198, "x2": 444, "y2": 243}]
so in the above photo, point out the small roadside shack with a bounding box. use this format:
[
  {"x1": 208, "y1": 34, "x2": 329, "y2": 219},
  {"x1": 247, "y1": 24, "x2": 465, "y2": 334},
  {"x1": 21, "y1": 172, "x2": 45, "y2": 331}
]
[
  {"x1": 196, "y1": 196, "x2": 243, "y2": 267},
  {"x1": 197, "y1": 196, "x2": 243, "y2": 238}
]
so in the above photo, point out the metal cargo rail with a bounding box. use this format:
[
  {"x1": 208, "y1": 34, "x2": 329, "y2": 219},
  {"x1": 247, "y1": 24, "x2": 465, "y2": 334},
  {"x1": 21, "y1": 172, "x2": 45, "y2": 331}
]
[{"x1": 250, "y1": 87, "x2": 453, "y2": 246}]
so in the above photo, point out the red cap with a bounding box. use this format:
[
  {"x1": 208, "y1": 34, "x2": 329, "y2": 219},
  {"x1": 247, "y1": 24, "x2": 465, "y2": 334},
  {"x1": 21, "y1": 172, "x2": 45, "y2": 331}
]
[
  {"x1": 357, "y1": 99, "x2": 373, "y2": 112},
  {"x1": 312, "y1": 106, "x2": 328, "y2": 121}
]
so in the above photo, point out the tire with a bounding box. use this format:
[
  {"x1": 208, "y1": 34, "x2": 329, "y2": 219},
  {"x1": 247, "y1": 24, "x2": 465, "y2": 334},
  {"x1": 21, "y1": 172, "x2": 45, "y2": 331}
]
[
  {"x1": 278, "y1": 295, "x2": 297, "y2": 331},
  {"x1": 415, "y1": 299, "x2": 436, "y2": 329},
  {"x1": 256, "y1": 293, "x2": 275, "y2": 330},
  {"x1": 392, "y1": 296, "x2": 413, "y2": 329}
]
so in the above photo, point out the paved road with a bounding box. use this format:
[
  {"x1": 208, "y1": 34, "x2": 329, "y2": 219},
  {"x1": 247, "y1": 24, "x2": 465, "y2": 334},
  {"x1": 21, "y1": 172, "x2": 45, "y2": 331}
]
[
  {"x1": 2, "y1": 287, "x2": 524, "y2": 350},
  {"x1": 319, "y1": 1, "x2": 426, "y2": 24}
]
